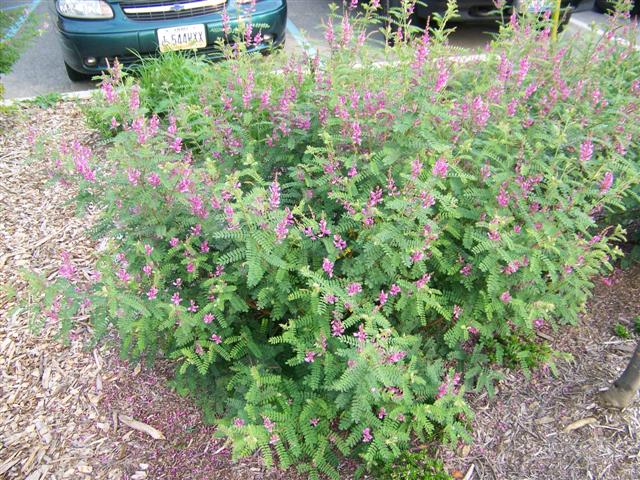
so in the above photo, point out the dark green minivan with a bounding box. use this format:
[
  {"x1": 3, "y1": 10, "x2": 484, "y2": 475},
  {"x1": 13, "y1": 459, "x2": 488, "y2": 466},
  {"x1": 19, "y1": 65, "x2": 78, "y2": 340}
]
[{"x1": 53, "y1": 0, "x2": 287, "y2": 81}]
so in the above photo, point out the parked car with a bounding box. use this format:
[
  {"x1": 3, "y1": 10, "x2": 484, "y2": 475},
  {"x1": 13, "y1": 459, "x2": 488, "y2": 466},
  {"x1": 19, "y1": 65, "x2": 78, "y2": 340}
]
[
  {"x1": 53, "y1": 0, "x2": 287, "y2": 81},
  {"x1": 381, "y1": 0, "x2": 578, "y2": 24}
]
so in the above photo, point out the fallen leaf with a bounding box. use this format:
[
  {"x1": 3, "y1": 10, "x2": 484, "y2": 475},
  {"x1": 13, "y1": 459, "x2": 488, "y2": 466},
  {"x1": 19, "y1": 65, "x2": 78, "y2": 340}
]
[
  {"x1": 119, "y1": 415, "x2": 165, "y2": 440},
  {"x1": 563, "y1": 417, "x2": 597, "y2": 432},
  {"x1": 452, "y1": 470, "x2": 464, "y2": 479}
]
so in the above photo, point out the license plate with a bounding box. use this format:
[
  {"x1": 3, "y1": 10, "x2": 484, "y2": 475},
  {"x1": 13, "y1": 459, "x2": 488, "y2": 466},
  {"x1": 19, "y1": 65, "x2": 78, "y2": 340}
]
[{"x1": 157, "y1": 24, "x2": 207, "y2": 53}]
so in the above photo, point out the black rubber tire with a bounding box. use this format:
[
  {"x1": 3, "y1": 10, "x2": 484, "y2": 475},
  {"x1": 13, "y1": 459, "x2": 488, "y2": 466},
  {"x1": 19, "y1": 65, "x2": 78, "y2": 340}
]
[
  {"x1": 595, "y1": 0, "x2": 637, "y2": 14},
  {"x1": 64, "y1": 62, "x2": 91, "y2": 82}
]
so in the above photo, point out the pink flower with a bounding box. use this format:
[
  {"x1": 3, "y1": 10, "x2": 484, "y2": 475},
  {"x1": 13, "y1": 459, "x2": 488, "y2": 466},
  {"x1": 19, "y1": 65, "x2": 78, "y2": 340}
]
[
  {"x1": 187, "y1": 300, "x2": 199, "y2": 312},
  {"x1": 142, "y1": 264, "x2": 153, "y2": 276},
  {"x1": 203, "y1": 313, "x2": 215, "y2": 324},
  {"x1": 117, "y1": 268, "x2": 130, "y2": 283},
  {"x1": 488, "y1": 230, "x2": 501, "y2": 241},
  {"x1": 453, "y1": 305, "x2": 462, "y2": 320},
  {"x1": 378, "y1": 407, "x2": 386, "y2": 419},
  {"x1": 319, "y1": 219, "x2": 331, "y2": 237},
  {"x1": 432, "y1": 158, "x2": 449, "y2": 178},
  {"x1": 326, "y1": 294, "x2": 338, "y2": 304},
  {"x1": 347, "y1": 283, "x2": 362, "y2": 296},
  {"x1": 513, "y1": 224, "x2": 522, "y2": 234},
  {"x1": 500, "y1": 291, "x2": 512, "y2": 303},
  {"x1": 387, "y1": 351, "x2": 406, "y2": 363},
  {"x1": 333, "y1": 235, "x2": 347, "y2": 250},
  {"x1": 331, "y1": 318, "x2": 345, "y2": 336},
  {"x1": 410, "y1": 250, "x2": 424, "y2": 263},
  {"x1": 310, "y1": 418, "x2": 320, "y2": 427},
  {"x1": 171, "y1": 292, "x2": 181, "y2": 305},
  {"x1": 170, "y1": 137, "x2": 183, "y2": 153},
  {"x1": 263, "y1": 417, "x2": 275, "y2": 433},
  {"x1": 496, "y1": 189, "x2": 509, "y2": 207},
  {"x1": 322, "y1": 258, "x2": 334, "y2": 278},
  {"x1": 415, "y1": 273, "x2": 431, "y2": 289},
  {"x1": 200, "y1": 240, "x2": 210, "y2": 253},
  {"x1": 378, "y1": 290, "x2": 388, "y2": 306},
  {"x1": 600, "y1": 171, "x2": 614, "y2": 194},
  {"x1": 304, "y1": 351, "x2": 316, "y2": 363},
  {"x1": 129, "y1": 85, "x2": 140, "y2": 111},
  {"x1": 58, "y1": 252, "x2": 76, "y2": 280},
  {"x1": 362, "y1": 428, "x2": 373, "y2": 443},
  {"x1": 268, "y1": 177, "x2": 280, "y2": 209},
  {"x1": 147, "y1": 173, "x2": 161, "y2": 187},
  {"x1": 234, "y1": 418, "x2": 245, "y2": 427},
  {"x1": 170, "y1": 237, "x2": 180, "y2": 247},
  {"x1": 580, "y1": 139, "x2": 594, "y2": 162},
  {"x1": 390, "y1": 284, "x2": 401, "y2": 296},
  {"x1": 187, "y1": 263, "x2": 195, "y2": 273},
  {"x1": 127, "y1": 168, "x2": 141, "y2": 186},
  {"x1": 460, "y1": 263, "x2": 472, "y2": 276},
  {"x1": 210, "y1": 333, "x2": 222, "y2": 344},
  {"x1": 354, "y1": 324, "x2": 367, "y2": 341},
  {"x1": 146, "y1": 287, "x2": 158, "y2": 300}
]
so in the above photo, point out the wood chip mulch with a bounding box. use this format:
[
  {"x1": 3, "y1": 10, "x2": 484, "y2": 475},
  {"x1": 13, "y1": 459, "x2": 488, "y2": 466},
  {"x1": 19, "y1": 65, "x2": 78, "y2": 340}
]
[
  {"x1": 440, "y1": 266, "x2": 640, "y2": 480},
  {"x1": 1, "y1": 101, "x2": 639, "y2": 480}
]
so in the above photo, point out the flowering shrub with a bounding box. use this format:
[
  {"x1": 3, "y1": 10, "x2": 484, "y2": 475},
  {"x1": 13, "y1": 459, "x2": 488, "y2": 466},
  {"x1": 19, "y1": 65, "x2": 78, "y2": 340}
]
[{"x1": 29, "y1": 2, "x2": 640, "y2": 477}]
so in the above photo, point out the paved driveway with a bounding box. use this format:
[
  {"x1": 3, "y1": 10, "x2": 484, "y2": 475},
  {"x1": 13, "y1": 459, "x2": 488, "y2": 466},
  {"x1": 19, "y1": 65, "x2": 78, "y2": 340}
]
[{"x1": 0, "y1": 0, "x2": 628, "y2": 99}]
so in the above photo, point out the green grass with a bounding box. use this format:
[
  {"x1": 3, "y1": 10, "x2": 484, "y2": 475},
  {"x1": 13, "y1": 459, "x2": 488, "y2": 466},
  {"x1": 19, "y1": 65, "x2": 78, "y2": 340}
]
[
  {"x1": 0, "y1": 6, "x2": 40, "y2": 76},
  {"x1": 614, "y1": 323, "x2": 631, "y2": 339}
]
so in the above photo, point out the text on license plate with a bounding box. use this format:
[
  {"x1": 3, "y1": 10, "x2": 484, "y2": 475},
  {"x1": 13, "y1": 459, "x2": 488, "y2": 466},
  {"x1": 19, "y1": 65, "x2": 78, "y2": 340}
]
[{"x1": 157, "y1": 24, "x2": 207, "y2": 53}]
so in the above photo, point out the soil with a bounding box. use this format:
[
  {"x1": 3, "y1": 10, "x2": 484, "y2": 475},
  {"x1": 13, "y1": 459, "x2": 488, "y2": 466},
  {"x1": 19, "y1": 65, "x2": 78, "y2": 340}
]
[{"x1": 1, "y1": 101, "x2": 638, "y2": 480}]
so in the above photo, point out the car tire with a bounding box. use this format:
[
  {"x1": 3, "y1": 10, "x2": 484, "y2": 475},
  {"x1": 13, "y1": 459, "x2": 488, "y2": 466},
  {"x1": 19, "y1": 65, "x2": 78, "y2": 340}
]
[
  {"x1": 596, "y1": 0, "x2": 637, "y2": 14},
  {"x1": 65, "y1": 62, "x2": 91, "y2": 82}
]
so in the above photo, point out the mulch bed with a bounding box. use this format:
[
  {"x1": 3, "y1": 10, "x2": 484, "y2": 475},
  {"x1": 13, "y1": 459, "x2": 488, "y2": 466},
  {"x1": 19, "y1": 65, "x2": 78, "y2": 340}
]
[{"x1": 1, "y1": 101, "x2": 638, "y2": 480}]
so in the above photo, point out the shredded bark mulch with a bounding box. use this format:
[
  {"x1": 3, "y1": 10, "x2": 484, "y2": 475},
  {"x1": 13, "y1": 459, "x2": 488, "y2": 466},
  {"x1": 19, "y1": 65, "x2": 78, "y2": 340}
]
[{"x1": 0, "y1": 101, "x2": 638, "y2": 480}]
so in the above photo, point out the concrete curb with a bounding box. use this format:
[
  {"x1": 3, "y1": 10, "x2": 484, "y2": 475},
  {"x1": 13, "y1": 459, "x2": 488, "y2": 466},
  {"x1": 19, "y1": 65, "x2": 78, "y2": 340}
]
[{"x1": 1, "y1": 88, "x2": 96, "y2": 106}]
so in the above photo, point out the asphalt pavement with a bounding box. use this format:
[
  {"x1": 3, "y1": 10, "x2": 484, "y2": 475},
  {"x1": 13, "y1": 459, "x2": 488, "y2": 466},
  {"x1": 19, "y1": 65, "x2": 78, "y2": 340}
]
[{"x1": 0, "y1": 0, "x2": 628, "y2": 100}]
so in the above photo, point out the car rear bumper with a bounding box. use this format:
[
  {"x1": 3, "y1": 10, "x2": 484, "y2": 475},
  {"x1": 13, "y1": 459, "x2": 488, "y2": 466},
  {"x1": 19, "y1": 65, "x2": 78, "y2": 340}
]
[
  {"x1": 56, "y1": 1, "x2": 287, "y2": 74},
  {"x1": 415, "y1": 0, "x2": 578, "y2": 22}
]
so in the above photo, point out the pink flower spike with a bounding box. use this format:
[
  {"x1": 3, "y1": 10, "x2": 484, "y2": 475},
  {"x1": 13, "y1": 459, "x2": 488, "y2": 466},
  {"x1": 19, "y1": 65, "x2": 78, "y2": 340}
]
[
  {"x1": 432, "y1": 157, "x2": 449, "y2": 178},
  {"x1": 390, "y1": 284, "x2": 401, "y2": 296},
  {"x1": 362, "y1": 428, "x2": 373, "y2": 443},
  {"x1": 210, "y1": 333, "x2": 222, "y2": 344},
  {"x1": 170, "y1": 137, "x2": 183, "y2": 153},
  {"x1": 203, "y1": 313, "x2": 215, "y2": 324},
  {"x1": 354, "y1": 323, "x2": 367, "y2": 341},
  {"x1": 500, "y1": 291, "x2": 512, "y2": 303},
  {"x1": 171, "y1": 292, "x2": 182, "y2": 306},
  {"x1": 322, "y1": 258, "x2": 334, "y2": 278},
  {"x1": 378, "y1": 290, "x2": 388, "y2": 306},
  {"x1": 600, "y1": 171, "x2": 614, "y2": 194},
  {"x1": 347, "y1": 283, "x2": 362, "y2": 296},
  {"x1": 146, "y1": 287, "x2": 158, "y2": 300},
  {"x1": 580, "y1": 139, "x2": 594, "y2": 162}
]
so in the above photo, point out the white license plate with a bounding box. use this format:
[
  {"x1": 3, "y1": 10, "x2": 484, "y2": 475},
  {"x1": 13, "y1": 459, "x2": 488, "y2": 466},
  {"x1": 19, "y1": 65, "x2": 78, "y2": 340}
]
[{"x1": 157, "y1": 24, "x2": 207, "y2": 53}]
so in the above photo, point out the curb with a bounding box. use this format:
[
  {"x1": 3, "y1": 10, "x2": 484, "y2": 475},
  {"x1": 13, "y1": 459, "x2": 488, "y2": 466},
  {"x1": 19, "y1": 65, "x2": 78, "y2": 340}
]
[{"x1": 1, "y1": 88, "x2": 96, "y2": 106}]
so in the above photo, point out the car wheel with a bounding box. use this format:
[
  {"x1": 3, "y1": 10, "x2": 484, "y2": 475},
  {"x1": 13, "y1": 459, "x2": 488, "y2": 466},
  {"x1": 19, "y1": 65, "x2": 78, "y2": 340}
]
[
  {"x1": 596, "y1": 0, "x2": 637, "y2": 14},
  {"x1": 64, "y1": 62, "x2": 91, "y2": 82}
]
